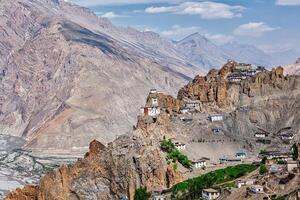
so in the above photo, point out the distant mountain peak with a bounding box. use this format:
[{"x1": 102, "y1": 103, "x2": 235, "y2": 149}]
[{"x1": 177, "y1": 32, "x2": 209, "y2": 43}]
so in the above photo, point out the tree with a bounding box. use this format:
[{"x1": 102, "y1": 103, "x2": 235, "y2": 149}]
[
  {"x1": 261, "y1": 156, "x2": 267, "y2": 164},
  {"x1": 259, "y1": 164, "x2": 268, "y2": 175},
  {"x1": 292, "y1": 143, "x2": 298, "y2": 161},
  {"x1": 134, "y1": 187, "x2": 151, "y2": 200}
]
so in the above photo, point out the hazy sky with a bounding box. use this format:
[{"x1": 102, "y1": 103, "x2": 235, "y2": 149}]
[{"x1": 70, "y1": 0, "x2": 300, "y2": 53}]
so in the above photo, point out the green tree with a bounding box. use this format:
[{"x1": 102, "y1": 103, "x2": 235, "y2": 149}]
[
  {"x1": 134, "y1": 187, "x2": 151, "y2": 200},
  {"x1": 292, "y1": 143, "x2": 298, "y2": 161},
  {"x1": 259, "y1": 164, "x2": 268, "y2": 175},
  {"x1": 261, "y1": 156, "x2": 267, "y2": 164}
]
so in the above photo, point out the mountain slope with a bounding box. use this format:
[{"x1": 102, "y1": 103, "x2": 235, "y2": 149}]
[
  {"x1": 220, "y1": 42, "x2": 272, "y2": 66},
  {"x1": 284, "y1": 58, "x2": 300, "y2": 75},
  {"x1": 0, "y1": 0, "x2": 199, "y2": 155},
  {"x1": 174, "y1": 33, "x2": 231, "y2": 71}
]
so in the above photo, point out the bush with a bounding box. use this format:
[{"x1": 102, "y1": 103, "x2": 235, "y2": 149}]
[
  {"x1": 292, "y1": 143, "x2": 298, "y2": 161},
  {"x1": 259, "y1": 164, "x2": 268, "y2": 175},
  {"x1": 134, "y1": 187, "x2": 151, "y2": 200},
  {"x1": 261, "y1": 156, "x2": 267, "y2": 164},
  {"x1": 160, "y1": 139, "x2": 192, "y2": 168}
]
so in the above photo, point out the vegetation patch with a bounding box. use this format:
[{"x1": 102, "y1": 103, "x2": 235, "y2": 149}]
[
  {"x1": 170, "y1": 164, "x2": 258, "y2": 200},
  {"x1": 134, "y1": 187, "x2": 151, "y2": 200},
  {"x1": 160, "y1": 139, "x2": 192, "y2": 168}
]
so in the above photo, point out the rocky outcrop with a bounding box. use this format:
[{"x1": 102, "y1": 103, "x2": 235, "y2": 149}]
[
  {"x1": 178, "y1": 61, "x2": 298, "y2": 111},
  {"x1": 5, "y1": 113, "x2": 183, "y2": 200},
  {"x1": 177, "y1": 61, "x2": 237, "y2": 109},
  {"x1": 5, "y1": 186, "x2": 38, "y2": 200}
]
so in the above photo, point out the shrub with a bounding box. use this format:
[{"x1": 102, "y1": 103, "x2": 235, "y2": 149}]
[
  {"x1": 160, "y1": 139, "x2": 192, "y2": 169},
  {"x1": 134, "y1": 187, "x2": 150, "y2": 200},
  {"x1": 259, "y1": 164, "x2": 268, "y2": 175},
  {"x1": 292, "y1": 143, "x2": 298, "y2": 161}
]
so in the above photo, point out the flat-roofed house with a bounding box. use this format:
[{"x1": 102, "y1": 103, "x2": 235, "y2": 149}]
[
  {"x1": 250, "y1": 185, "x2": 264, "y2": 194},
  {"x1": 235, "y1": 179, "x2": 255, "y2": 188},
  {"x1": 287, "y1": 161, "x2": 298, "y2": 172},
  {"x1": 174, "y1": 142, "x2": 186, "y2": 150},
  {"x1": 209, "y1": 114, "x2": 223, "y2": 122},
  {"x1": 280, "y1": 133, "x2": 294, "y2": 143},
  {"x1": 236, "y1": 152, "x2": 247, "y2": 159},
  {"x1": 140, "y1": 106, "x2": 161, "y2": 118},
  {"x1": 192, "y1": 158, "x2": 209, "y2": 169},
  {"x1": 254, "y1": 132, "x2": 269, "y2": 138},
  {"x1": 184, "y1": 99, "x2": 201, "y2": 112},
  {"x1": 202, "y1": 188, "x2": 220, "y2": 200}
]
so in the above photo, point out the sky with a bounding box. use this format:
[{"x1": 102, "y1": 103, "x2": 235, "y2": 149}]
[{"x1": 70, "y1": 0, "x2": 300, "y2": 54}]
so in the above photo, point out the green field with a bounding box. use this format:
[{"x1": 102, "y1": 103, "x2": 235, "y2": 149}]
[{"x1": 170, "y1": 164, "x2": 258, "y2": 200}]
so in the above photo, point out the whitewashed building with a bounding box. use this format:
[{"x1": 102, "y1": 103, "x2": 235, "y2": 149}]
[
  {"x1": 235, "y1": 152, "x2": 247, "y2": 159},
  {"x1": 250, "y1": 185, "x2": 264, "y2": 194},
  {"x1": 140, "y1": 106, "x2": 161, "y2": 118},
  {"x1": 174, "y1": 142, "x2": 186, "y2": 150},
  {"x1": 287, "y1": 161, "x2": 298, "y2": 172},
  {"x1": 209, "y1": 114, "x2": 223, "y2": 122},
  {"x1": 152, "y1": 195, "x2": 165, "y2": 200},
  {"x1": 254, "y1": 132, "x2": 268, "y2": 138},
  {"x1": 202, "y1": 188, "x2": 220, "y2": 200},
  {"x1": 185, "y1": 100, "x2": 201, "y2": 112},
  {"x1": 192, "y1": 159, "x2": 208, "y2": 169},
  {"x1": 235, "y1": 179, "x2": 255, "y2": 188}
]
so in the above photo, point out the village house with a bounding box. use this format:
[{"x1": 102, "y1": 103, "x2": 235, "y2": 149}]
[
  {"x1": 260, "y1": 151, "x2": 292, "y2": 161},
  {"x1": 180, "y1": 108, "x2": 189, "y2": 114},
  {"x1": 209, "y1": 114, "x2": 223, "y2": 122},
  {"x1": 184, "y1": 99, "x2": 201, "y2": 112},
  {"x1": 254, "y1": 132, "x2": 269, "y2": 138},
  {"x1": 212, "y1": 128, "x2": 223, "y2": 135},
  {"x1": 280, "y1": 133, "x2": 294, "y2": 143},
  {"x1": 270, "y1": 165, "x2": 280, "y2": 174},
  {"x1": 250, "y1": 185, "x2": 264, "y2": 194},
  {"x1": 149, "y1": 89, "x2": 157, "y2": 94},
  {"x1": 235, "y1": 179, "x2": 255, "y2": 188},
  {"x1": 235, "y1": 152, "x2": 247, "y2": 159},
  {"x1": 192, "y1": 158, "x2": 209, "y2": 169},
  {"x1": 287, "y1": 161, "x2": 298, "y2": 172},
  {"x1": 202, "y1": 188, "x2": 220, "y2": 200},
  {"x1": 235, "y1": 63, "x2": 252, "y2": 71},
  {"x1": 219, "y1": 157, "x2": 241, "y2": 164},
  {"x1": 256, "y1": 66, "x2": 266, "y2": 72},
  {"x1": 140, "y1": 106, "x2": 161, "y2": 118},
  {"x1": 174, "y1": 142, "x2": 186, "y2": 150},
  {"x1": 152, "y1": 195, "x2": 165, "y2": 200}
]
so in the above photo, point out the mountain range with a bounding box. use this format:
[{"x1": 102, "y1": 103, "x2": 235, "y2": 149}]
[{"x1": 0, "y1": 0, "x2": 298, "y2": 156}]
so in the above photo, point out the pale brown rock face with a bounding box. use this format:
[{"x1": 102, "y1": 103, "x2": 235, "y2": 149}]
[
  {"x1": 178, "y1": 61, "x2": 298, "y2": 111},
  {"x1": 5, "y1": 112, "x2": 183, "y2": 200}
]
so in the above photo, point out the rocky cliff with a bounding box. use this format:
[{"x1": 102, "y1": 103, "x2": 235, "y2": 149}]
[
  {"x1": 5, "y1": 111, "x2": 183, "y2": 200},
  {"x1": 177, "y1": 61, "x2": 296, "y2": 111}
]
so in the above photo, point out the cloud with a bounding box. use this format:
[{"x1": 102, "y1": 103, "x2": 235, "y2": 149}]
[
  {"x1": 145, "y1": 1, "x2": 245, "y2": 19},
  {"x1": 276, "y1": 0, "x2": 300, "y2": 5},
  {"x1": 233, "y1": 22, "x2": 280, "y2": 37},
  {"x1": 100, "y1": 12, "x2": 128, "y2": 18},
  {"x1": 69, "y1": 0, "x2": 179, "y2": 6}
]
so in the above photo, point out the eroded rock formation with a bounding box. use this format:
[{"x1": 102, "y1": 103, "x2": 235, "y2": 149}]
[{"x1": 5, "y1": 112, "x2": 182, "y2": 200}]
